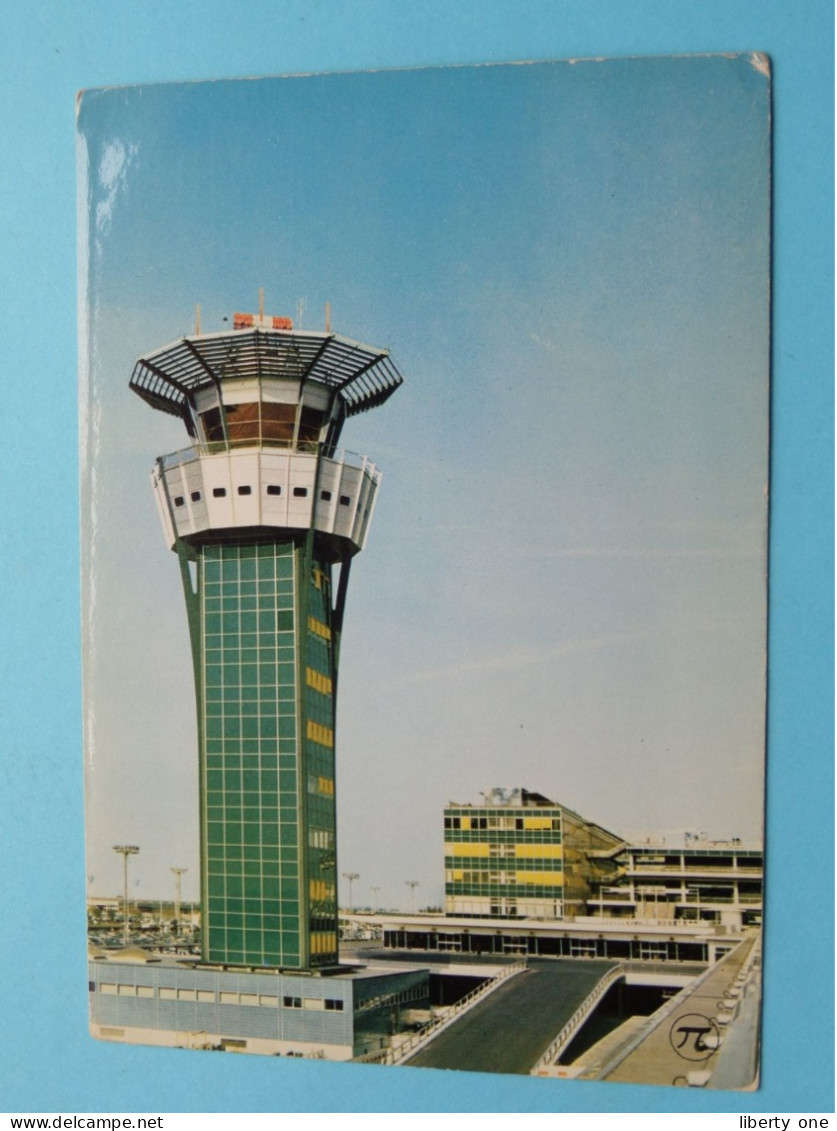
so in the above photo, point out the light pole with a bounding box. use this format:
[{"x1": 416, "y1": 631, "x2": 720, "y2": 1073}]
[
  {"x1": 113, "y1": 845, "x2": 139, "y2": 944},
  {"x1": 171, "y1": 867, "x2": 188, "y2": 937},
  {"x1": 370, "y1": 886, "x2": 381, "y2": 913},
  {"x1": 406, "y1": 880, "x2": 419, "y2": 914},
  {"x1": 342, "y1": 872, "x2": 359, "y2": 912}
]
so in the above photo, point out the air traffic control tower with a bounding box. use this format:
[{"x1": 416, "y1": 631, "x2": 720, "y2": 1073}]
[{"x1": 130, "y1": 307, "x2": 403, "y2": 971}]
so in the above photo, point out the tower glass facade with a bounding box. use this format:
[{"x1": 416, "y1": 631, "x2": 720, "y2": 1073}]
[{"x1": 195, "y1": 540, "x2": 337, "y2": 968}]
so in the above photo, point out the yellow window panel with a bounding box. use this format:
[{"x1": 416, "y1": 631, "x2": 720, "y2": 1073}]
[
  {"x1": 452, "y1": 870, "x2": 464, "y2": 881},
  {"x1": 306, "y1": 720, "x2": 334, "y2": 747},
  {"x1": 460, "y1": 816, "x2": 471, "y2": 830},
  {"x1": 516, "y1": 870, "x2": 563, "y2": 885},
  {"x1": 306, "y1": 667, "x2": 333, "y2": 695},
  {"x1": 515, "y1": 843, "x2": 562, "y2": 858},
  {"x1": 308, "y1": 616, "x2": 332, "y2": 641},
  {"x1": 311, "y1": 932, "x2": 337, "y2": 955},
  {"x1": 444, "y1": 842, "x2": 490, "y2": 857},
  {"x1": 523, "y1": 816, "x2": 553, "y2": 830}
]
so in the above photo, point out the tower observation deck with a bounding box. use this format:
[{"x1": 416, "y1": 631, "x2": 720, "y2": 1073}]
[{"x1": 130, "y1": 310, "x2": 403, "y2": 970}]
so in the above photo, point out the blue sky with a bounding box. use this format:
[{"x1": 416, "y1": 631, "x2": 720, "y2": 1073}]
[{"x1": 79, "y1": 55, "x2": 770, "y2": 909}]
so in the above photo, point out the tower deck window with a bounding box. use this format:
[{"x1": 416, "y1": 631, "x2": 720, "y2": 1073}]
[
  {"x1": 260, "y1": 402, "x2": 296, "y2": 443},
  {"x1": 191, "y1": 491, "x2": 202, "y2": 502},
  {"x1": 339, "y1": 495, "x2": 351, "y2": 506},
  {"x1": 224, "y1": 402, "x2": 260, "y2": 445},
  {"x1": 293, "y1": 486, "x2": 308, "y2": 498},
  {"x1": 266, "y1": 484, "x2": 282, "y2": 496},
  {"x1": 212, "y1": 487, "x2": 227, "y2": 498},
  {"x1": 199, "y1": 402, "x2": 325, "y2": 451},
  {"x1": 237, "y1": 485, "x2": 252, "y2": 496},
  {"x1": 174, "y1": 496, "x2": 185, "y2": 507},
  {"x1": 320, "y1": 490, "x2": 332, "y2": 502}
]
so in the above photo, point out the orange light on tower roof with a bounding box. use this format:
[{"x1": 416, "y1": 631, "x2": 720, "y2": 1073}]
[{"x1": 232, "y1": 311, "x2": 294, "y2": 330}]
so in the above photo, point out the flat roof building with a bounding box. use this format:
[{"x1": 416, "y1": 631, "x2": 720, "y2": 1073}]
[
  {"x1": 444, "y1": 788, "x2": 624, "y2": 920},
  {"x1": 443, "y1": 790, "x2": 761, "y2": 932},
  {"x1": 89, "y1": 951, "x2": 428, "y2": 1059},
  {"x1": 592, "y1": 839, "x2": 763, "y2": 930}
]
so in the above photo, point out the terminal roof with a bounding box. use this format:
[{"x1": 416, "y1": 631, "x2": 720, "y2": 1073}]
[{"x1": 130, "y1": 326, "x2": 403, "y2": 421}]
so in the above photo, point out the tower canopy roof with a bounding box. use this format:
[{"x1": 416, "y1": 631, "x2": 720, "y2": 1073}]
[{"x1": 130, "y1": 326, "x2": 403, "y2": 420}]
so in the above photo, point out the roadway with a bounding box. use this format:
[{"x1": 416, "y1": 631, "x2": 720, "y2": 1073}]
[{"x1": 405, "y1": 958, "x2": 619, "y2": 1075}]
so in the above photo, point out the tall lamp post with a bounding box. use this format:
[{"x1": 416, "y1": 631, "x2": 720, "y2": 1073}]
[
  {"x1": 113, "y1": 845, "x2": 139, "y2": 944},
  {"x1": 171, "y1": 867, "x2": 188, "y2": 937},
  {"x1": 370, "y1": 886, "x2": 381, "y2": 913},
  {"x1": 406, "y1": 880, "x2": 419, "y2": 914},
  {"x1": 342, "y1": 872, "x2": 359, "y2": 913}
]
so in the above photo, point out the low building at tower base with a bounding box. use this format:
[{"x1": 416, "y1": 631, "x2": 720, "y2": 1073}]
[{"x1": 89, "y1": 951, "x2": 429, "y2": 1060}]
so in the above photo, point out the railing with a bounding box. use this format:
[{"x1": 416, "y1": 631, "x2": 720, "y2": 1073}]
[
  {"x1": 597, "y1": 893, "x2": 761, "y2": 907},
  {"x1": 158, "y1": 444, "x2": 377, "y2": 477},
  {"x1": 582, "y1": 914, "x2": 754, "y2": 931},
  {"x1": 200, "y1": 437, "x2": 322, "y2": 456},
  {"x1": 355, "y1": 989, "x2": 404, "y2": 1016},
  {"x1": 679, "y1": 893, "x2": 761, "y2": 905},
  {"x1": 622, "y1": 959, "x2": 708, "y2": 976},
  {"x1": 358, "y1": 960, "x2": 528, "y2": 1066},
  {"x1": 531, "y1": 964, "x2": 625, "y2": 1074},
  {"x1": 629, "y1": 866, "x2": 762, "y2": 876}
]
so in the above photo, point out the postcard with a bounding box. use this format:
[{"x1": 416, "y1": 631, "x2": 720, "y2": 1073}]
[{"x1": 78, "y1": 54, "x2": 770, "y2": 1091}]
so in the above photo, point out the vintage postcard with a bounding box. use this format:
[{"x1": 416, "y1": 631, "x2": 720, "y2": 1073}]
[{"x1": 78, "y1": 55, "x2": 770, "y2": 1091}]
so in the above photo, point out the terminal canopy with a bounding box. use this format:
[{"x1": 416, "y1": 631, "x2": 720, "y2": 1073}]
[{"x1": 129, "y1": 326, "x2": 404, "y2": 426}]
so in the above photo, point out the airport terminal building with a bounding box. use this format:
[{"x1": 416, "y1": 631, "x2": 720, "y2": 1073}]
[
  {"x1": 442, "y1": 788, "x2": 762, "y2": 932},
  {"x1": 444, "y1": 788, "x2": 624, "y2": 920}
]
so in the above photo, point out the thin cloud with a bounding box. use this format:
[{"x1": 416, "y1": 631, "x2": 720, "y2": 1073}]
[
  {"x1": 388, "y1": 613, "x2": 749, "y2": 688},
  {"x1": 510, "y1": 545, "x2": 761, "y2": 560},
  {"x1": 393, "y1": 628, "x2": 655, "y2": 687}
]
